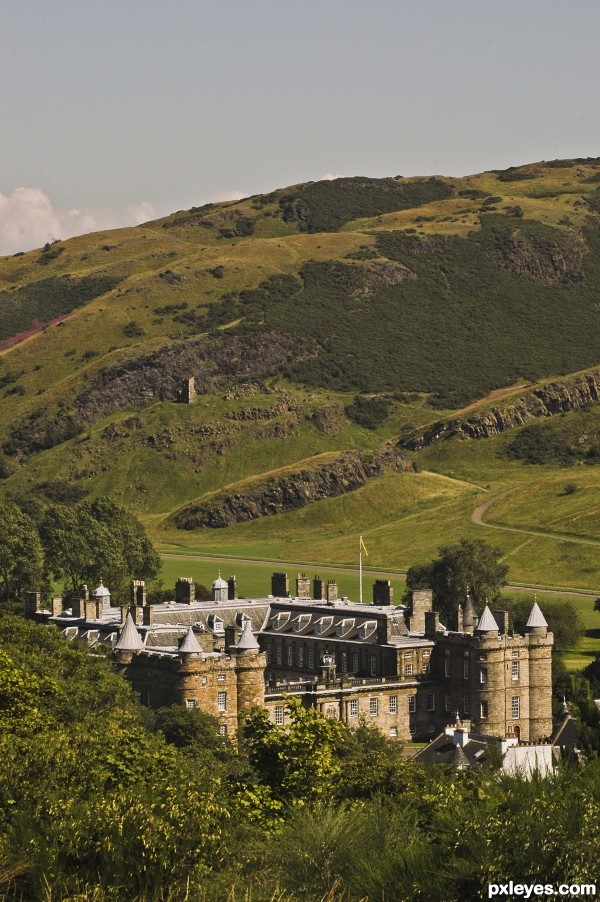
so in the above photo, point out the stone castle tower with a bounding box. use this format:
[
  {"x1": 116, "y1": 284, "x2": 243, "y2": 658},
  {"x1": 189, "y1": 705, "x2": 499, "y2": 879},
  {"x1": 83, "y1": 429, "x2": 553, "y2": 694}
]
[
  {"x1": 230, "y1": 620, "x2": 266, "y2": 715},
  {"x1": 436, "y1": 602, "x2": 554, "y2": 742}
]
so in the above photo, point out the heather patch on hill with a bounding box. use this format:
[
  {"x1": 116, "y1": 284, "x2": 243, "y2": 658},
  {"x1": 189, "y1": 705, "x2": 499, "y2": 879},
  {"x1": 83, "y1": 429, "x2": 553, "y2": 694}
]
[
  {"x1": 276, "y1": 175, "x2": 454, "y2": 231},
  {"x1": 184, "y1": 214, "x2": 600, "y2": 407},
  {"x1": 0, "y1": 273, "x2": 121, "y2": 343}
]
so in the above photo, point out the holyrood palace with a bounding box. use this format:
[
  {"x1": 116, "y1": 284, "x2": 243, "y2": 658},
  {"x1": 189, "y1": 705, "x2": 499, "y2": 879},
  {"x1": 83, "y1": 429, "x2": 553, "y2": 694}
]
[{"x1": 25, "y1": 569, "x2": 554, "y2": 747}]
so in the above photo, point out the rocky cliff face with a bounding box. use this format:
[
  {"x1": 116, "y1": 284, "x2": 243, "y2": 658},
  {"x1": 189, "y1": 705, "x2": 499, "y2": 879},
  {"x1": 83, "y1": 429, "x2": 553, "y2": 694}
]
[
  {"x1": 497, "y1": 230, "x2": 587, "y2": 285},
  {"x1": 403, "y1": 370, "x2": 600, "y2": 449},
  {"x1": 173, "y1": 448, "x2": 415, "y2": 529},
  {"x1": 75, "y1": 329, "x2": 319, "y2": 422}
]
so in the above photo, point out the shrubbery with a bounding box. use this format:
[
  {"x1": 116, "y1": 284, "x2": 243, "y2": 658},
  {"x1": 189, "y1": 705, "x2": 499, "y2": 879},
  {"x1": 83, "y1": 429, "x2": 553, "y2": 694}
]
[
  {"x1": 0, "y1": 632, "x2": 598, "y2": 901},
  {"x1": 344, "y1": 394, "x2": 391, "y2": 429},
  {"x1": 0, "y1": 274, "x2": 121, "y2": 343},
  {"x1": 279, "y1": 175, "x2": 454, "y2": 232}
]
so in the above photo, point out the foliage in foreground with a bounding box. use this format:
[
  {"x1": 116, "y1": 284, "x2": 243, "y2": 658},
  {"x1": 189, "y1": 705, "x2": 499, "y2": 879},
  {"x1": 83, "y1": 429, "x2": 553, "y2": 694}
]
[{"x1": 0, "y1": 615, "x2": 598, "y2": 901}]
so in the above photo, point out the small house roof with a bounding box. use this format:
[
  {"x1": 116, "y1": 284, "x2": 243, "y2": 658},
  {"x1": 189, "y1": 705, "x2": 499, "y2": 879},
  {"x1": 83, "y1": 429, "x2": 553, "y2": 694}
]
[{"x1": 93, "y1": 581, "x2": 110, "y2": 598}]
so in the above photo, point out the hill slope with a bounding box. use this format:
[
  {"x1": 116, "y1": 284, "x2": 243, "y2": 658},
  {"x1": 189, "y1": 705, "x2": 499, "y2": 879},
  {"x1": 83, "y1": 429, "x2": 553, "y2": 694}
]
[{"x1": 1, "y1": 159, "x2": 600, "y2": 592}]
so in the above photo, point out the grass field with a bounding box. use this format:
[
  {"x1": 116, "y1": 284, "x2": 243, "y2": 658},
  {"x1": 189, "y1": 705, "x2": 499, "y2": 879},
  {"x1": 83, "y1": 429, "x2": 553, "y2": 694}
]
[{"x1": 159, "y1": 554, "x2": 407, "y2": 603}]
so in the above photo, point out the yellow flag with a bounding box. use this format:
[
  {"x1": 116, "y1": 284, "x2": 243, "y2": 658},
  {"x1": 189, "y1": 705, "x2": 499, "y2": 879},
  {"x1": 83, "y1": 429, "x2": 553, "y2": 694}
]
[{"x1": 360, "y1": 536, "x2": 368, "y2": 556}]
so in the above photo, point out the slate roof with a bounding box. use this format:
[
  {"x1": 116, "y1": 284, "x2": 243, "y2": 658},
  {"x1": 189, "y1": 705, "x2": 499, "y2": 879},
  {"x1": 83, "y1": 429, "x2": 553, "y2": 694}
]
[
  {"x1": 178, "y1": 626, "x2": 203, "y2": 655},
  {"x1": 114, "y1": 613, "x2": 144, "y2": 651},
  {"x1": 263, "y1": 601, "x2": 410, "y2": 645},
  {"x1": 236, "y1": 619, "x2": 260, "y2": 651},
  {"x1": 476, "y1": 605, "x2": 499, "y2": 632},
  {"x1": 551, "y1": 711, "x2": 580, "y2": 757},
  {"x1": 413, "y1": 732, "x2": 492, "y2": 768},
  {"x1": 526, "y1": 602, "x2": 548, "y2": 629}
]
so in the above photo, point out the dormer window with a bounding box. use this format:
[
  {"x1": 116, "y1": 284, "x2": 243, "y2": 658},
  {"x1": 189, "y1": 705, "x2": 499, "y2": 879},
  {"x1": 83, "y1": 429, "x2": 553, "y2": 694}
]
[
  {"x1": 357, "y1": 620, "x2": 377, "y2": 640},
  {"x1": 314, "y1": 616, "x2": 333, "y2": 636},
  {"x1": 292, "y1": 614, "x2": 311, "y2": 633},
  {"x1": 271, "y1": 612, "x2": 290, "y2": 631},
  {"x1": 236, "y1": 612, "x2": 251, "y2": 629},
  {"x1": 208, "y1": 614, "x2": 224, "y2": 634},
  {"x1": 336, "y1": 618, "x2": 355, "y2": 637}
]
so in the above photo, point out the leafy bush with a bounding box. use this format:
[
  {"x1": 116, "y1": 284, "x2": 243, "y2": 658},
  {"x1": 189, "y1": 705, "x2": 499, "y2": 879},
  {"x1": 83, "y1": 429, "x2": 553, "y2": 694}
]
[
  {"x1": 506, "y1": 423, "x2": 578, "y2": 465},
  {"x1": 34, "y1": 480, "x2": 88, "y2": 504},
  {"x1": 5, "y1": 384, "x2": 25, "y2": 397},
  {"x1": 38, "y1": 241, "x2": 65, "y2": 265},
  {"x1": 344, "y1": 394, "x2": 391, "y2": 428},
  {"x1": 4, "y1": 409, "x2": 83, "y2": 457},
  {"x1": 279, "y1": 175, "x2": 454, "y2": 232},
  {"x1": 122, "y1": 320, "x2": 145, "y2": 338},
  {"x1": 496, "y1": 167, "x2": 536, "y2": 182}
]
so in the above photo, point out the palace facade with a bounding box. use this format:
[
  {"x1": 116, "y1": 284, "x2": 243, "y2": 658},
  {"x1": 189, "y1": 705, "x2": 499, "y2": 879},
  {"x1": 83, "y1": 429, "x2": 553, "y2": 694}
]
[{"x1": 25, "y1": 571, "x2": 553, "y2": 743}]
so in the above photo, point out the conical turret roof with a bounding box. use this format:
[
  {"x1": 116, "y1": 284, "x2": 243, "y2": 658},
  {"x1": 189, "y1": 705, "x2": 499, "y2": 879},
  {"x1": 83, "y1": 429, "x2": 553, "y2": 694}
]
[
  {"x1": 93, "y1": 580, "x2": 110, "y2": 598},
  {"x1": 179, "y1": 626, "x2": 202, "y2": 655},
  {"x1": 526, "y1": 601, "x2": 548, "y2": 629},
  {"x1": 476, "y1": 604, "x2": 499, "y2": 633},
  {"x1": 449, "y1": 743, "x2": 470, "y2": 769},
  {"x1": 114, "y1": 612, "x2": 144, "y2": 651},
  {"x1": 463, "y1": 591, "x2": 475, "y2": 625},
  {"x1": 235, "y1": 619, "x2": 260, "y2": 651}
]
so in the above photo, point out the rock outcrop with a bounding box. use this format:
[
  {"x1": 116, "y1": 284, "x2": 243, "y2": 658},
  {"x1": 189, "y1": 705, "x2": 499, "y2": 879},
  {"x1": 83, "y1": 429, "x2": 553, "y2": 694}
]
[
  {"x1": 403, "y1": 370, "x2": 600, "y2": 450},
  {"x1": 74, "y1": 329, "x2": 319, "y2": 422},
  {"x1": 496, "y1": 230, "x2": 587, "y2": 285},
  {"x1": 173, "y1": 448, "x2": 415, "y2": 529}
]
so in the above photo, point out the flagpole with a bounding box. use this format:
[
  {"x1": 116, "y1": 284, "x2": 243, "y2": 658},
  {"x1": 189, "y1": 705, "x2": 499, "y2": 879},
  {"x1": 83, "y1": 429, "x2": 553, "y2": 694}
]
[{"x1": 359, "y1": 535, "x2": 363, "y2": 604}]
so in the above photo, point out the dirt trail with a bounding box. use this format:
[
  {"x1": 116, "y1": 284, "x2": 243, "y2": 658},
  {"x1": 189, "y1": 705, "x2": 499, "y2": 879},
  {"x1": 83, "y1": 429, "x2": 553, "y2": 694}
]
[{"x1": 472, "y1": 487, "x2": 600, "y2": 547}]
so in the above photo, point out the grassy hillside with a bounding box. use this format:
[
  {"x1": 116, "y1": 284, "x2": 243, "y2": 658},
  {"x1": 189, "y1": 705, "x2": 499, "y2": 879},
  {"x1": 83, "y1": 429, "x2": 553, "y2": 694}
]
[{"x1": 1, "y1": 158, "x2": 600, "y2": 610}]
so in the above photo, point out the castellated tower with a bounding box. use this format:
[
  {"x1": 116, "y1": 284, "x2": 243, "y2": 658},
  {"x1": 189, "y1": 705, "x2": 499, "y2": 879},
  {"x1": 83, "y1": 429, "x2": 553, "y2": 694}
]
[
  {"x1": 438, "y1": 602, "x2": 553, "y2": 742},
  {"x1": 229, "y1": 620, "x2": 266, "y2": 716},
  {"x1": 474, "y1": 605, "x2": 508, "y2": 739},
  {"x1": 526, "y1": 603, "x2": 554, "y2": 741}
]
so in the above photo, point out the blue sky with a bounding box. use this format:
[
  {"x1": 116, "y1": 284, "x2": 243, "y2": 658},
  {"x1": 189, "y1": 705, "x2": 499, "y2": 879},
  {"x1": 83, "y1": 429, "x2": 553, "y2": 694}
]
[{"x1": 1, "y1": 0, "x2": 599, "y2": 253}]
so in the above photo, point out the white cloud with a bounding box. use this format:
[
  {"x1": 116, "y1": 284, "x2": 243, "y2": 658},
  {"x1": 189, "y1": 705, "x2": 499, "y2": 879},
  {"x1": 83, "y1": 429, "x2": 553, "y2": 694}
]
[
  {"x1": 0, "y1": 187, "x2": 157, "y2": 256},
  {"x1": 321, "y1": 172, "x2": 345, "y2": 181}
]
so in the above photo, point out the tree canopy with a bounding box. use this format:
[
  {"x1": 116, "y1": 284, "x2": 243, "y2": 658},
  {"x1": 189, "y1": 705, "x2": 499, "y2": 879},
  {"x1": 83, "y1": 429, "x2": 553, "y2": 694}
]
[
  {"x1": 38, "y1": 496, "x2": 161, "y2": 599},
  {"x1": 406, "y1": 538, "x2": 509, "y2": 625},
  {"x1": 0, "y1": 502, "x2": 45, "y2": 601}
]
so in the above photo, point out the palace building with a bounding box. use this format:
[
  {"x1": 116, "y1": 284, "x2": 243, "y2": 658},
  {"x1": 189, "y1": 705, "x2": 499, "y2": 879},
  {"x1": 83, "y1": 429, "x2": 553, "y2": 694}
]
[{"x1": 25, "y1": 572, "x2": 554, "y2": 743}]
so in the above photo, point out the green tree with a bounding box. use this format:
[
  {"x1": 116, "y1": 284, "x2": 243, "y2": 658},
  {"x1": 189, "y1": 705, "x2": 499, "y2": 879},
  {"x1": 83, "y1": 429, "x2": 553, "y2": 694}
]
[
  {"x1": 82, "y1": 497, "x2": 161, "y2": 594},
  {"x1": 406, "y1": 538, "x2": 508, "y2": 625},
  {"x1": 0, "y1": 502, "x2": 44, "y2": 601},
  {"x1": 39, "y1": 497, "x2": 160, "y2": 599},
  {"x1": 242, "y1": 697, "x2": 352, "y2": 804}
]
